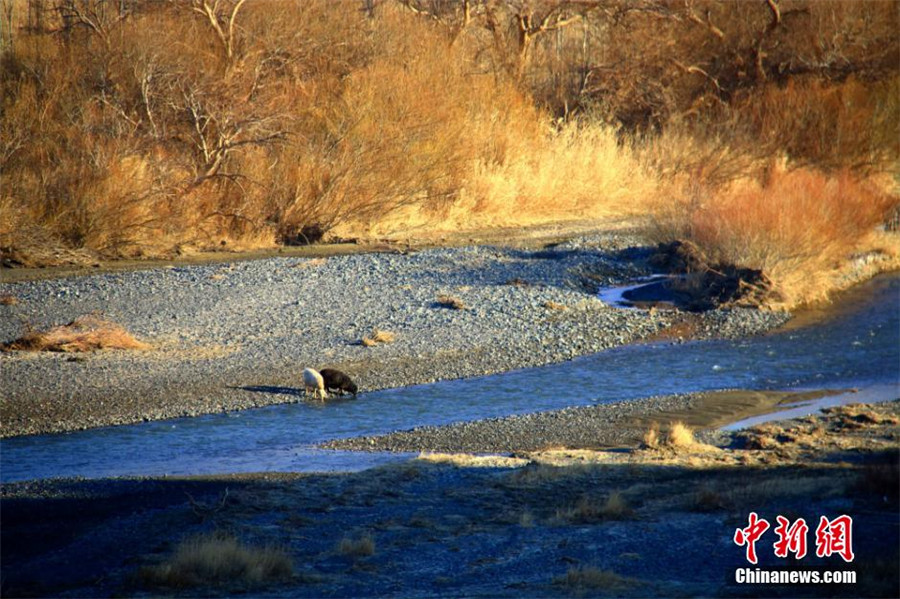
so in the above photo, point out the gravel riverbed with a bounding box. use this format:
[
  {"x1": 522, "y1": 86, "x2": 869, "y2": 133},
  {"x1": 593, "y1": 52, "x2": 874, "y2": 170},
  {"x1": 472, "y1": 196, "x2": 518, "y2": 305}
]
[
  {"x1": 323, "y1": 392, "x2": 700, "y2": 453},
  {"x1": 0, "y1": 232, "x2": 790, "y2": 438}
]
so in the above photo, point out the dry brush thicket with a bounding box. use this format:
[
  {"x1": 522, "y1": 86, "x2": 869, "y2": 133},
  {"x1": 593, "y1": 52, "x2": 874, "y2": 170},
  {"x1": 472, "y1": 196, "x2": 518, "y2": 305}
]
[{"x1": 1, "y1": 0, "x2": 898, "y2": 305}]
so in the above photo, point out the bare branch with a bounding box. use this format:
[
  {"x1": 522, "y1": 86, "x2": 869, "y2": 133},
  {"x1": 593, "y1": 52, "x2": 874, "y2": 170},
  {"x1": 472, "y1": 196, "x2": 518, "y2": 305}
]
[
  {"x1": 54, "y1": 0, "x2": 128, "y2": 46},
  {"x1": 191, "y1": 0, "x2": 246, "y2": 63},
  {"x1": 185, "y1": 488, "x2": 230, "y2": 521},
  {"x1": 672, "y1": 59, "x2": 722, "y2": 92},
  {"x1": 765, "y1": 0, "x2": 781, "y2": 28},
  {"x1": 685, "y1": 1, "x2": 724, "y2": 39}
]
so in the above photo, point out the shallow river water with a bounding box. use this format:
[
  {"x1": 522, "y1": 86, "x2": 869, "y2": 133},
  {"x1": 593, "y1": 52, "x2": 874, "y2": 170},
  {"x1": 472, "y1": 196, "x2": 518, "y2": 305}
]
[{"x1": 2, "y1": 274, "x2": 897, "y2": 482}]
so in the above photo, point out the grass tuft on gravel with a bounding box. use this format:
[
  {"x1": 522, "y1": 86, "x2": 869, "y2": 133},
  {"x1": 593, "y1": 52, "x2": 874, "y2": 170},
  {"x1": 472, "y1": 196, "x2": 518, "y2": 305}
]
[
  {"x1": 1, "y1": 315, "x2": 149, "y2": 353},
  {"x1": 361, "y1": 328, "x2": 397, "y2": 347},
  {"x1": 435, "y1": 294, "x2": 468, "y2": 310}
]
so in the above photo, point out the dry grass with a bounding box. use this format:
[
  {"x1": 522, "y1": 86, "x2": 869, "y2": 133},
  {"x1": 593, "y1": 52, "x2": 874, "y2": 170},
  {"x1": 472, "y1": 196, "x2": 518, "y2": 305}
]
[
  {"x1": 666, "y1": 421, "x2": 696, "y2": 448},
  {"x1": 506, "y1": 462, "x2": 596, "y2": 487},
  {"x1": 518, "y1": 510, "x2": 535, "y2": 528},
  {"x1": 1, "y1": 315, "x2": 149, "y2": 352},
  {"x1": 556, "y1": 491, "x2": 633, "y2": 524},
  {"x1": 642, "y1": 421, "x2": 715, "y2": 453},
  {"x1": 856, "y1": 455, "x2": 900, "y2": 503},
  {"x1": 449, "y1": 123, "x2": 656, "y2": 230},
  {"x1": 692, "y1": 486, "x2": 729, "y2": 512},
  {"x1": 360, "y1": 328, "x2": 396, "y2": 347},
  {"x1": 417, "y1": 452, "x2": 527, "y2": 468},
  {"x1": 0, "y1": 294, "x2": 18, "y2": 305},
  {"x1": 642, "y1": 424, "x2": 661, "y2": 450},
  {"x1": 0, "y1": 0, "x2": 654, "y2": 260},
  {"x1": 138, "y1": 533, "x2": 292, "y2": 589},
  {"x1": 599, "y1": 491, "x2": 633, "y2": 520},
  {"x1": 337, "y1": 535, "x2": 375, "y2": 558},
  {"x1": 2, "y1": 0, "x2": 896, "y2": 286},
  {"x1": 435, "y1": 294, "x2": 468, "y2": 310},
  {"x1": 555, "y1": 566, "x2": 633, "y2": 591},
  {"x1": 541, "y1": 300, "x2": 567, "y2": 311}
]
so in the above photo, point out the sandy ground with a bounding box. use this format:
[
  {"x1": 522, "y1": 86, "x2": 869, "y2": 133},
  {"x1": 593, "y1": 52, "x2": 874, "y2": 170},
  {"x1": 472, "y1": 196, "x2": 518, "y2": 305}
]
[{"x1": 2, "y1": 399, "x2": 898, "y2": 598}]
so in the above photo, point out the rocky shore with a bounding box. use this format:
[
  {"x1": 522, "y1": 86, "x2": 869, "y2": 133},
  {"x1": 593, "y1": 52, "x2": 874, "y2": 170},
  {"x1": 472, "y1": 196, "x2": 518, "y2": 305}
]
[{"x1": 0, "y1": 232, "x2": 790, "y2": 438}]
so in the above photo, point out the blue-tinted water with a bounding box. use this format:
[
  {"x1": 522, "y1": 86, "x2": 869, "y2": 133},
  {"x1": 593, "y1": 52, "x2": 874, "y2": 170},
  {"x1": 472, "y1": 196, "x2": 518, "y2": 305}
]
[{"x1": 2, "y1": 274, "x2": 897, "y2": 482}]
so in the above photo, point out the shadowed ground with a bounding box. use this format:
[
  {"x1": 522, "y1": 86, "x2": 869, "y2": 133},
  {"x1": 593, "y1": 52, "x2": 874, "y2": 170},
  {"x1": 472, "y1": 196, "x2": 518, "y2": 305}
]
[{"x1": 3, "y1": 400, "x2": 897, "y2": 598}]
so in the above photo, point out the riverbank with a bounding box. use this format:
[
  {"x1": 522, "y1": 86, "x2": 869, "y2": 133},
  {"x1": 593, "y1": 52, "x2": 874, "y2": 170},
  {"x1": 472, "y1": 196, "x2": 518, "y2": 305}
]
[
  {"x1": 3, "y1": 399, "x2": 897, "y2": 598},
  {"x1": 321, "y1": 388, "x2": 857, "y2": 453},
  {"x1": 0, "y1": 229, "x2": 792, "y2": 438}
]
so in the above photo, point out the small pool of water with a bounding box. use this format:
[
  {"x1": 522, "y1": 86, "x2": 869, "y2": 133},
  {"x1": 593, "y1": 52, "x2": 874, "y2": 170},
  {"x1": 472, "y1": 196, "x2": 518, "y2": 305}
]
[
  {"x1": 721, "y1": 383, "x2": 898, "y2": 431},
  {"x1": 2, "y1": 274, "x2": 897, "y2": 482}
]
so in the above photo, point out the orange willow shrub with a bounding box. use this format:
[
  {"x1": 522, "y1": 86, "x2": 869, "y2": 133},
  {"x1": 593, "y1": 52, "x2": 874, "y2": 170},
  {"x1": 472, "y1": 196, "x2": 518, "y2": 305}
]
[{"x1": 685, "y1": 168, "x2": 898, "y2": 306}]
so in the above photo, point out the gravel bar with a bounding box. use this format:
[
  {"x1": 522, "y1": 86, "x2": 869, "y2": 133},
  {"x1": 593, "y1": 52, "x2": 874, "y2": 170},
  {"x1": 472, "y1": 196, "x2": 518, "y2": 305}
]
[
  {"x1": 0, "y1": 233, "x2": 790, "y2": 438},
  {"x1": 322, "y1": 392, "x2": 701, "y2": 453}
]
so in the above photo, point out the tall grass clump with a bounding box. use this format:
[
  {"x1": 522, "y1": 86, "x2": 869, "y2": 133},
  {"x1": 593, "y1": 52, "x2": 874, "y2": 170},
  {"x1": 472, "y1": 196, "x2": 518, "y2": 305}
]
[
  {"x1": 337, "y1": 534, "x2": 376, "y2": 558},
  {"x1": 138, "y1": 533, "x2": 292, "y2": 589},
  {"x1": 451, "y1": 123, "x2": 656, "y2": 230}
]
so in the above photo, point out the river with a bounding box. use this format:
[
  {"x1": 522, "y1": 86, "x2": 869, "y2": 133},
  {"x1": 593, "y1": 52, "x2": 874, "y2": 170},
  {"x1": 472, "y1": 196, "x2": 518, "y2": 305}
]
[{"x1": 2, "y1": 274, "x2": 897, "y2": 482}]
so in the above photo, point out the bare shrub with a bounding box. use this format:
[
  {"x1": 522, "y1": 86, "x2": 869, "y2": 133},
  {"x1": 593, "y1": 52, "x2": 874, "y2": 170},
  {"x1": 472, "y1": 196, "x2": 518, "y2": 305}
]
[
  {"x1": 2, "y1": 0, "x2": 896, "y2": 270},
  {"x1": 2, "y1": 315, "x2": 149, "y2": 352},
  {"x1": 723, "y1": 76, "x2": 900, "y2": 173}
]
